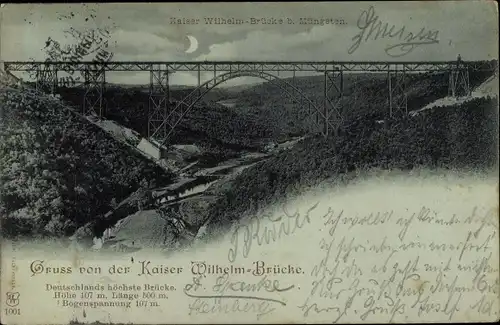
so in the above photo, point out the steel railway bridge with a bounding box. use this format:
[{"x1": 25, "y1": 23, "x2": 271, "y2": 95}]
[{"x1": 3, "y1": 59, "x2": 497, "y2": 146}]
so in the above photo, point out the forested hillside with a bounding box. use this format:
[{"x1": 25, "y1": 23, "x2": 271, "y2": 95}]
[
  {"x1": 205, "y1": 95, "x2": 499, "y2": 235},
  {"x1": 232, "y1": 66, "x2": 494, "y2": 136},
  {"x1": 57, "y1": 87, "x2": 276, "y2": 153},
  {"x1": 0, "y1": 86, "x2": 174, "y2": 238}
]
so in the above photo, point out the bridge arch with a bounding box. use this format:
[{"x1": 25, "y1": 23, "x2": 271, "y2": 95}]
[{"x1": 151, "y1": 69, "x2": 335, "y2": 145}]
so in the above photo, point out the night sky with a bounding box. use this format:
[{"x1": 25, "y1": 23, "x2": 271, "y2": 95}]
[{"x1": 0, "y1": 2, "x2": 497, "y2": 85}]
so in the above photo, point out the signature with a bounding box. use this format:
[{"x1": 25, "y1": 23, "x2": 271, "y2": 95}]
[
  {"x1": 184, "y1": 274, "x2": 291, "y2": 319},
  {"x1": 227, "y1": 202, "x2": 319, "y2": 262},
  {"x1": 212, "y1": 273, "x2": 294, "y2": 296},
  {"x1": 348, "y1": 6, "x2": 440, "y2": 57}
]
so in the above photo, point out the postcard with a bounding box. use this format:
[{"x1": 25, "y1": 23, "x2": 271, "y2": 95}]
[{"x1": 0, "y1": 1, "x2": 498, "y2": 324}]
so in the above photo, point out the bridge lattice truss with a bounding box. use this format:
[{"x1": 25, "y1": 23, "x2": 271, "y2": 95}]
[{"x1": 4, "y1": 60, "x2": 497, "y2": 146}]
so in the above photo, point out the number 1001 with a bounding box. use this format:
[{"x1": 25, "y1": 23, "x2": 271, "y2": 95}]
[{"x1": 5, "y1": 308, "x2": 21, "y2": 315}]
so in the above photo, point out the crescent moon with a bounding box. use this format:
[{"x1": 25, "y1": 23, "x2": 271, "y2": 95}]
[{"x1": 185, "y1": 35, "x2": 199, "y2": 54}]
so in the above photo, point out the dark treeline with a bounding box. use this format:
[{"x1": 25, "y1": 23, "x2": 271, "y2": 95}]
[
  {"x1": 0, "y1": 88, "x2": 174, "y2": 238},
  {"x1": 205, "y1": 95, "x2": 499, "y2": 236}
]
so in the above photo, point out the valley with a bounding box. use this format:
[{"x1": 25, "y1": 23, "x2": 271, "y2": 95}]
[{"x1": 1, "y1": 63, "x2": 498, "y2": 255}]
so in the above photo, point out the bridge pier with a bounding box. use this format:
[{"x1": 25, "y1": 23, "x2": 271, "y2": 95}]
[
  {"x1": 323, "y1": 69, "x2": 344, "y2": 137},
  {"x1": 83, "y1": 64, "x2": 105, "y2": 117},
  {"x1": 148, "y1": 66, "x2": 170, "y2": 142},
  {"x1": 36, "y1": 63, "x2": 58, "y2": 94},
  {"x1": 292, "y1": 69, "x2": 302, "y2": 123},
  {"x1": 197, "y1": 65, "x2": 201, "y2": 98},
  {"x1": 448, "y1": 59, "x2": 470, "y2": 97},
  {"x1": 387, "y1": 65, "x2": 407, "y2": 118}
]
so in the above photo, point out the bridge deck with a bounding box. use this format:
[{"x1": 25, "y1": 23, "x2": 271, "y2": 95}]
[{"x1": 4, "y1": 60, "x2": 498, "y2": 72}]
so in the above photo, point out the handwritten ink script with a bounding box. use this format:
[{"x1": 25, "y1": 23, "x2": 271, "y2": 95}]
[
  {"x1": 227, "y1": 202, "x2": 319, "y2": 263},
  {"x1": 348, "y1": 6, "x2": 440, "y2": 57},
  {"x1": 184, "y1": 273, "x2": 295, "y2": 320},
  {"x1": 1, "y1": 200, "x2": 498, "y2": 323},
  {"x1": 298, "y1": 205, "x2": 499, "y2": 323}
]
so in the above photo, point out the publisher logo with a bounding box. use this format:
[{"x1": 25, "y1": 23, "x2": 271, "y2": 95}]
[{"x1": 5, "y1": 292, "x2": 20, "y2": 307}]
